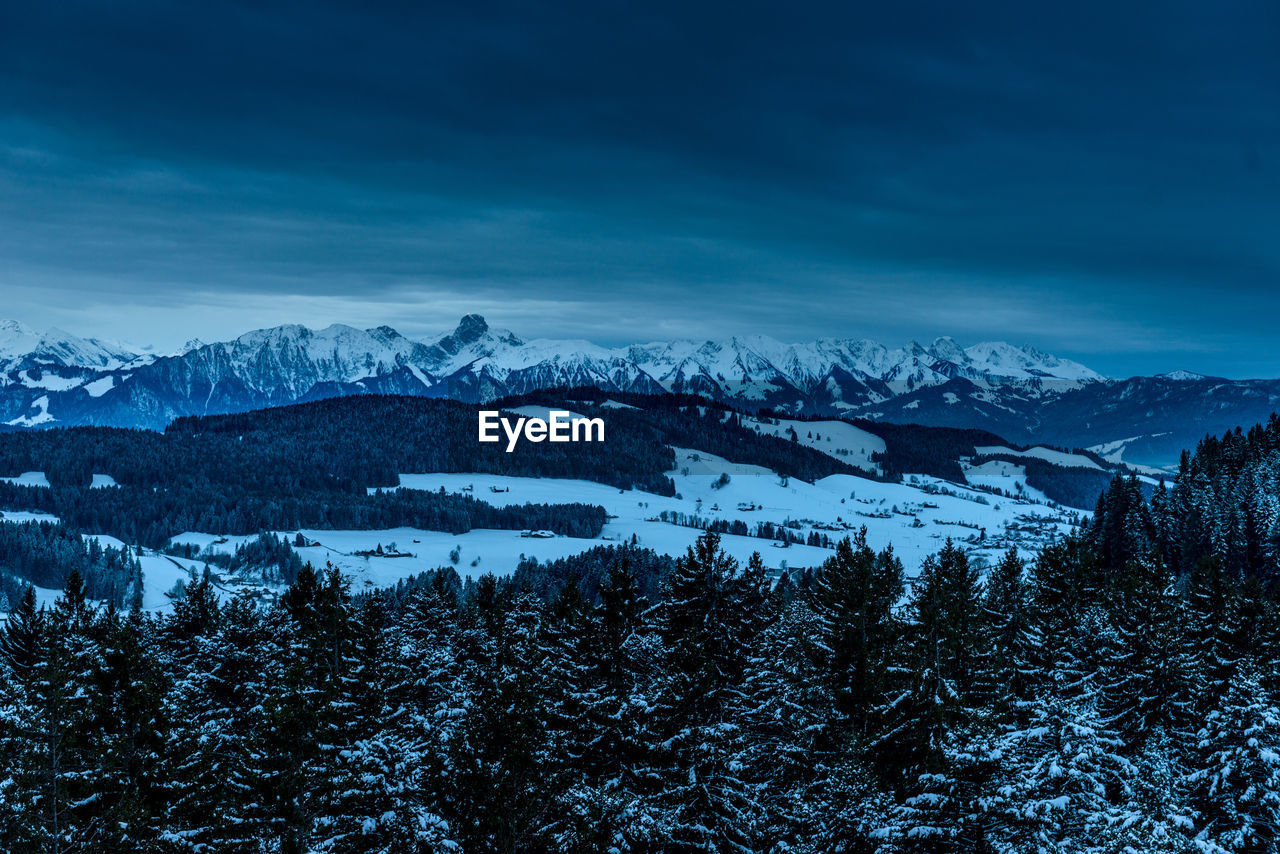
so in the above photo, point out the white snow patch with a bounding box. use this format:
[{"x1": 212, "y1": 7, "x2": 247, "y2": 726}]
[
  {"x1": 18, "y1": 370, "x2": 83, "y2": 392},
  {"x1": 0, "y1": 471, "x2": 51, "y2": 487},
  {"x1": 7, "y1": 396, "x2": 54, "y2": 426},
  {"x1": 1087, "y1": 437, "x2": 1172, "y2": 477},
  {"x1": 976, "y1": 445, "x2": 1104, "y2": 471},
  {"x1": 168, "y1": 532, "x2": 259, "y2": 554},
  {"x1": 740, "y1": 416, "x2": 885, "y2": 474},
  {"x1": 962, "y1": 460, "x2": 1053, "y2": 505},
  {"x1": 506, "y1": 404, "x2": 587, "y2": 421},
  {"x1": 0, "y1": 509, "x2": 60, "y2": 524},
  {"x1": 668, "y1": 447, "x2": 777, "y2": 477},
  {"x1": 83, "y1": 376, "x2": 116, "y2": 397},
  {"x1": 137, "y1": 553, "x2": 202, "y2": 611}
]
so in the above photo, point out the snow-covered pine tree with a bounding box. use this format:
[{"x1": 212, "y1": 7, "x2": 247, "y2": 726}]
[
  {"x1": 445, "y1": 587, "x2": 557, "y2": 851},
  {"x1": 1021, "y1": 537, "x2": 1103, "y2": 706},
  {"x1": 0, "y1": 585, "x2": 42, "y2": 680},
  {"x1": 162, "y1": 592, "x2": 277, "y2": 852},
  {"x1": 1098, "y1": 554, "x2": 1196, "y2": 752},
  {"x1": 84, "y1": 608, "x2": 171, "y2": 848},
  {"x1": 993, "y1": 693, "x2": 1127, "y2": 854},
  {"x1": 14, "y1": 570, "x2": 106, "y2": 850},
  {"x1": 540, "y1": 578, "x2": 627, "y2": 852},
  {"x1": 574, "y1": 557, "x2": 662, "y2": 853},
  {"x1": 744, "y1": 586, "x2": 833, "y2": 849},
  {"x1": 1189, "y1": 665, "x2": 1280, "y2": 854},
  {"x1": 982, "y1": 547, "x2": 1031, "y2": 716},
  {"x1": 311, "y1": 593, "x2": 459, "y2": 853},
  {"x1": 1187, "y1": 555, "x2": 1243, "y2": 720},
  {"x1": 877, "y1": 540, "x2": 994, "y2": 850},
  {"x1": 0, "y1": 585, "x2": 44, "y2": 847},
  {"x1": 1108, "y1": 728, "x2": 1194, "y2": 853},
  {"x1": 645, "y1": 532, "x2": 766, "y2": 853},
  {"x1": 810, "y1": 529, "x2": 905, "y2": 739},
  {"x1": 1089, "y1": 474, "x2": 1157, "y2": 572},
  {"x1": 373, "y1": 571, "x2": 469, "y2": 851}
]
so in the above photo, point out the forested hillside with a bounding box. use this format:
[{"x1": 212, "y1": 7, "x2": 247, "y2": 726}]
[{"x1": 0, "y1": 394, "x2": 868, "y2": 549}]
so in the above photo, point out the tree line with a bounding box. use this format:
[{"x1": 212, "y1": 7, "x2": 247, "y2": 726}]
[{"x1": 4, "y1": 513, "x2": 1280, "y2": 852}]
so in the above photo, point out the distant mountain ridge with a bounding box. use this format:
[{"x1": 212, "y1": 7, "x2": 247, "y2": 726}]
[{"x1": 0, "y1": 314, "x2": 1275, "y2": 469}]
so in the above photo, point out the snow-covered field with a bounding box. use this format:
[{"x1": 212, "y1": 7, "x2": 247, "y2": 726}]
[
  {"x1": 149, "y1": 453, "x2": 1079, "y2": 609},
  {"x1": 0, "y1": 525, "x2": 214, "y2": 618},
  {"x1": 740, "y1": 415, "x2": 885, "y2": 474},
  {"x1": 975, "y1": 445, "x2": 1104, "y2": 470},
  {"x1": 0, "y1": 509, "x2": 59, "y2": 523},
  {"x1": 152, "y1": 448, "x2": 1083, "y2": 604},
  {"x1": 68, "y1": 531, "x2": 211, "y2": 611},
  {"x1": 961, "y1": 459, "x2": 1054, "y2": 504},
  {"x1": 357, "y1": 448, "x2": 1078, "y2": 574},
  {"x1": 0, "y1": 472, "x2": 117, "y2": 489},
  {"x1": 4, "y1": 444, "x2": 1084, "y2": 616},
  {"x1": 0, "y1": 471, "x2": 51, "y2": 487}
]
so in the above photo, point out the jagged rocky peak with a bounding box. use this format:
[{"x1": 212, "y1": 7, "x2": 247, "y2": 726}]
[
  {"x1": 429, "y1": 314, "x2": 523, "y2": 359},
  {"x1": 455, "y1": 313, "x2": 489, "y2": 343}
]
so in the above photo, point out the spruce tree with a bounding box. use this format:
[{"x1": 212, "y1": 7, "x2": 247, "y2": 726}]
[
  {"x1": 1189, "y1": 666, "x2": 1280, "y2": 854},
  {"x1": 879, "y1": 540, "x2": 994, "y2": 850},
  {"x1": 1099, "y1": 555, "x2": 1195, "y2": 751},
  {"x1": 982, "y1": 547, "x2": 1031, "y2": 715},
  {"x1": 0, "y1": 585, "x2": 43, "y2": 680},
  {"x1": 647, "y1": 532, "x2": 765, "y2": 852},
  {"x1": 810, "y1": 529, "x2": 904, "y2": 738}
]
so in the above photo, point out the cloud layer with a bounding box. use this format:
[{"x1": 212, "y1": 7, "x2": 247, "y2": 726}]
[{"x1": 0, "y1": 0, "x2": 1276, "y2": 376}]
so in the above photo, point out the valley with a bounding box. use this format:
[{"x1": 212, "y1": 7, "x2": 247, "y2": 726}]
[{"x1": 0, "y1": 392, "x2": 1099, "y2": 616}]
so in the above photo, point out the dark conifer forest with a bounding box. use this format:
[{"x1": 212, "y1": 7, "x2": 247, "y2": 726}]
[{"x1": 2, "y1": 415, "x2": 1280, "y2": 852}]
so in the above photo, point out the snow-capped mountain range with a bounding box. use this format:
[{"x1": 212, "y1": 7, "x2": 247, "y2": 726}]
[{"x1": 1, "y1": 315, "x2": 1275, "y2": 469}]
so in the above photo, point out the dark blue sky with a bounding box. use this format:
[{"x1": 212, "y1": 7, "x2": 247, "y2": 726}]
[{"x1": 0, "y1": 1, "x2": 1276, "y2": 377}]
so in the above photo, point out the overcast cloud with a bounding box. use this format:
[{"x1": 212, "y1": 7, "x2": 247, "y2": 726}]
[{"x1": 0, "y1": 0, "x2": 1276, "y2": 377}]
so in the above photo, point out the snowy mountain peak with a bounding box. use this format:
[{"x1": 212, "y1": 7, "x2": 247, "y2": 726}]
[
  {"x1": 0, "y1": 320, "x2": 40, "y2": 359},
  {"x1": 0, "y1": 320, "x2": 139, "y2": 372},
  {"x1": 927, "y1": 336, "x2": 968, "y2": 365},
  {"x1": 423, "y1": 315, "x2": 525, "y2": 369},
  {"x1": 961, "y1": 341, "x2": 1104, "y2": 382},
  {"x1": 1159, "y1": 369, "x2": 1208, "y2": 381}
]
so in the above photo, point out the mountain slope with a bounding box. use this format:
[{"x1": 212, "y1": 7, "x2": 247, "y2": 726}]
[{"x1": 0, "y1": 315, "x2": 1272, "y2": 471}]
